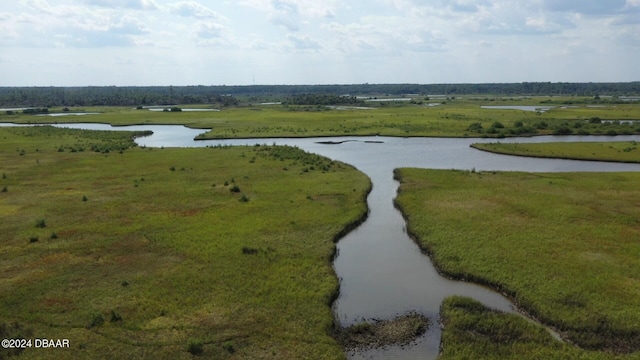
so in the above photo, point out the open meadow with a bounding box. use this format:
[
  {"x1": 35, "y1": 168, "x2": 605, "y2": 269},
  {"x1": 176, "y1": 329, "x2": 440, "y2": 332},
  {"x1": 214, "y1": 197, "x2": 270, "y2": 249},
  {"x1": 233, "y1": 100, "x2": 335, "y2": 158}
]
[
  {"x1": 0, "y1": 126, "x2": 370, "y2": 359},
  {"x1": 472, "y1": 141, "x2": 640, "y2": 163},
  {"x1": 394, "y1": 168, "x2": 640, "y2": 358},
  {"x1": 3, "y1": 96, "x2": 640, "y2": 139}
]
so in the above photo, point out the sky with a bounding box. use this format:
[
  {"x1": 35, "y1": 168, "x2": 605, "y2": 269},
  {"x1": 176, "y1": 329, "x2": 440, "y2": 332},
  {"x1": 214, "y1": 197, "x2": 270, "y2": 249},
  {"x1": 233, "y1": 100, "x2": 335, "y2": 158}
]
[{"x1": 1, "y1": 0, "x2": 639, "y2": 86}]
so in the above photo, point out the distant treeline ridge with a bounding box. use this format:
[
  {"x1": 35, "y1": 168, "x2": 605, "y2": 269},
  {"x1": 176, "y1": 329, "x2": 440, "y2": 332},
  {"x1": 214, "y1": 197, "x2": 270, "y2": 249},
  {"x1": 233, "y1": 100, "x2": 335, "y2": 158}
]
[{"x1": 1, "y1": 82, "x2": 639, "y2": 107}]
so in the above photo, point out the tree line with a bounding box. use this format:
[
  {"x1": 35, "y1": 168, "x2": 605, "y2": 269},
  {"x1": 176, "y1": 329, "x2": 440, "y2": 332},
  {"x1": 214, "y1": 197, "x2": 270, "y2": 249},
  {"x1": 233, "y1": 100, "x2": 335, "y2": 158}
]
[{"x1": 0, "y1": 82, "x2": 638, "y2": 107}]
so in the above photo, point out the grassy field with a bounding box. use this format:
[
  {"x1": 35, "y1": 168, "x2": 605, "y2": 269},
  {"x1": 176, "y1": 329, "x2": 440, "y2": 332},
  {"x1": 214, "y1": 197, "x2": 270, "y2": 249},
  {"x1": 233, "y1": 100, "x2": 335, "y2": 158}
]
[
  {"x1": 394, "y1": 168, "x2": 640, "y2": 356},
  {"x1": 439, "y1": 296, "x2": 633, "y2": 360},
  {"x1": 0, "y1": 126, "x2": 370, "y2": 359},
  {"x1": 2, "y1": 97, "x2": 640, "y2": 139},
  {"x1": 472, "y1": 141, "x2": 640, "y2": 163}
]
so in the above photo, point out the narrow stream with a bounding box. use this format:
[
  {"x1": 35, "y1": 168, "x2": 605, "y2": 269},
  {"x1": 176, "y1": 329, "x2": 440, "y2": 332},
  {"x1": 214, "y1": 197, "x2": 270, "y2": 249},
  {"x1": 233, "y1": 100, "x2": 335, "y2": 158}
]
[{"x1": 4, "y1": 123, "x2": 639, "y2": 359}]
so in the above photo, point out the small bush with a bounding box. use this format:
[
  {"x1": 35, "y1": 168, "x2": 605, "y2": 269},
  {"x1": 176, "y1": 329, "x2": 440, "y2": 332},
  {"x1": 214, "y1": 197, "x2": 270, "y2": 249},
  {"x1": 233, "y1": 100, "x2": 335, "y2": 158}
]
[
  {"x1": 35, "y1": 219, "x2": 46, "y2": 228},
  {"x1": 239, "y1": 195, "x2": 249, "y2": 202},
  {"x1": 535, "y1": 121, "x2": 548, "y2": 129},
  {"x1": 50, "y1": 232, "x2": 58, "y2": 239},
  {"x1": 82, "y1": 195, "x2": 88, "y2": 202},
  {"x1": 88, "y1": 313, "x2": 104, "y2": 328},
  {"x1": 187, "y1": 339, "x2": 204, "y2": 356},
  {"x1": 222, "y1": 340, "x2": 235, "y2": 353},
  {"x1": 229, "y1": 185, "x2": 241, "y2": 193},
  {"x1": 29, "y1": 236, "x2": 39, "y2": 243},
  {"x1": 467, "y1": 122, "x2": 483, "y2": 133},
  {"x1": 110, "y1": 310, "x2": 123, "y2": 322},
  {"x1": 1, "y1": 185, "x2": 7, "y2": 192},
  {"x1": 242, "y1": 247, "x2": 259, "y2": 255}
]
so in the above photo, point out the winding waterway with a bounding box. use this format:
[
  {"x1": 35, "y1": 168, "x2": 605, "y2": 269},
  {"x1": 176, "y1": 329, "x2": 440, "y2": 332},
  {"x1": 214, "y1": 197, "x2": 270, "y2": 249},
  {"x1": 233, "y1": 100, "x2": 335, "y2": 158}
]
[{"x1": 4, "y1": 122, "x2": 640, "y2": 359}]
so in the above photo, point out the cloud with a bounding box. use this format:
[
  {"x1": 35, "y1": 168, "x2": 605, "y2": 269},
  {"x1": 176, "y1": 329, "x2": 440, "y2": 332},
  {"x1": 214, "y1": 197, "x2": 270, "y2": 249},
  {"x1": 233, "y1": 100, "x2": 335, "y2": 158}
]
[
  {"x1": 286, "y1": 33, "x2": 321, "y2": 50},
  {"x1": 542, "y1": 0, "x2": 627, "y2": 15},
  {"x1": 194, "y1": 22, "x2": 225, "y2": 39},
  {"x1": 169, "y1": 1, "x2": 224, "y2": 19},
  {"x1": 191, "y1": 21, "x2": 230, "y2": 46},
  {"x1": 82, "y1": 0, "x2": 159, "y2": 10},
  {"x1": 109, "y1": 15, "x2": 150, "y2": 35},
  {"x1": 268, "y1": 13, "x2": 299, "y2": 31},
  {"x1": 446, "y1": 0, "x2": 482, "y2": 13},
  {"x1": 72, "y1": 32, "x2": 135, "y2": 47}
]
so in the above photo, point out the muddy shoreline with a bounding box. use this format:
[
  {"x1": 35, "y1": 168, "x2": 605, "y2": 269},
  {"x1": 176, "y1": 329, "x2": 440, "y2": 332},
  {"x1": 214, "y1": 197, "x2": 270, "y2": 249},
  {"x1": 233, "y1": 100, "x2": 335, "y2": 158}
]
[{"x1": 334, "y1": 312, "x2": 430, "y2": 352}]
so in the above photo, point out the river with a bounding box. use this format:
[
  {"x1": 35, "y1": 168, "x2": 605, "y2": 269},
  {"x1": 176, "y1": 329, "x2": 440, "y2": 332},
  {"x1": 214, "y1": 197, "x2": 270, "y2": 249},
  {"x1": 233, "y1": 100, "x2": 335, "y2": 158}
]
[{"x1": 3, "y1": 122, "x2": 639, "y2": 359}]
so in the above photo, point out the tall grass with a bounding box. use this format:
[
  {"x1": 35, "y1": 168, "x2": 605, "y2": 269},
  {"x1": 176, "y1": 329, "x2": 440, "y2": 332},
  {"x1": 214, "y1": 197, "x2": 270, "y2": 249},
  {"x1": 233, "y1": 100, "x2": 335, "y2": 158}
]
[
  {"x1": 4, "y1": 99, "x2": 639, "y2": 139},
  {"x1": 394, "y1": 168, "x2": 640, "y2": 355},
  {"x1": 472, "y1": 141, "x2": 640, "y2": 163},
  {"x1": 0, "y1": 126, "x2": 370, "y2": 359}
]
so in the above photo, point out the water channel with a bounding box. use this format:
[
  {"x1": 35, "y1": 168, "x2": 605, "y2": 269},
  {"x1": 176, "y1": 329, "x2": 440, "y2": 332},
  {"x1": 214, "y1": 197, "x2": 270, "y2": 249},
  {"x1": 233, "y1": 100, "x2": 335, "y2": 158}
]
[{"x1": 4, "y1": 122, "x2": 640, "y2": 359}]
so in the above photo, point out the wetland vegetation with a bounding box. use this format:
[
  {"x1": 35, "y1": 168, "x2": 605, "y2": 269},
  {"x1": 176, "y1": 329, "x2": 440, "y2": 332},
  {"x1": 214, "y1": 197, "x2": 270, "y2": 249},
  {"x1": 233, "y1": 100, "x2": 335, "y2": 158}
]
[
  {"x1": 472, "y1": 141, "x2": 640, "y2": 163},
  {"x1": 0, "y1": 126, "x2": 370, "y2": 359},
  {"x1": 2, "y1": 85, "x2": 640, "y2": 359},
  {"x1": 394, "y1": 168, "x2": 640, "y2": 357},
  {"x1": 3, "y1": 96, "x2": 640, "y2": 139}
]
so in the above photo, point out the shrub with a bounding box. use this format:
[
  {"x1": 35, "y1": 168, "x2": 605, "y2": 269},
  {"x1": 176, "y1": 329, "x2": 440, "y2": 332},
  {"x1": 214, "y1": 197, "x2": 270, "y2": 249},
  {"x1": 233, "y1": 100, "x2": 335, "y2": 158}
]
[
  {"x1": 187, "y1": 339, "x2": 204, "y2": 356},
  {"x1": 222, "y1": 340, "x2": 235, "y2": 353},
  {"x1": 467, "y1": 122, "x2": 483, "y2": 132},
  {"x1": 239, "y1": 195, "x2": 249, "y2": 202},
  {"x1": 35, "y1": 219, "x2": 46, "y2": 228},
  {"x1": 110, "y1": 310, "x2": 123, "y2": 322},
  {"x1": 535, "y1": 121, "x2": 548, "y2": 129},
  {"x1": 29, "y1": 236, "x2": 39, "y2": 243},
  {"x1": 1, "y1": 185, "x2": 6, "y2": 192},
  {"x1": 229, "y1": 185, "x2": 241, "y2": 193},
  {"x1": 242, "y1": 247, "x2": 259, "y2": 255},
  {"x1": 82, "y1": 195, "x2": 88, "y2": 202},
  {"x1": 553, "y1": 126, "x2": 573, "y2": 135},
  {"x1": 88, "y1": 313, "x2": 104, "y2": 328},
  {"x1": 50, "y1": 232, "x2": 58, "y2": 239}
]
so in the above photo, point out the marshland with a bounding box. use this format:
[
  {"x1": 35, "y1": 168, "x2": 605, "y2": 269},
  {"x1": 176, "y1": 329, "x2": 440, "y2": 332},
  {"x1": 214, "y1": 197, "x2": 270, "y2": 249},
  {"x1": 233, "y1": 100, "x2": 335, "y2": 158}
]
[{"x1": 2, "y1": 85, "x2": 640, "y2": 359}]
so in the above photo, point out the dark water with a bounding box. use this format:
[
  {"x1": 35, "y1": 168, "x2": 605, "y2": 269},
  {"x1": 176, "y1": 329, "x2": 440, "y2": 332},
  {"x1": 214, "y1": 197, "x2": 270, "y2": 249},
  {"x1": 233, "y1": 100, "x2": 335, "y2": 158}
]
[{"x1": 4, "y1": 123, "x2": 639, "y2": 359}]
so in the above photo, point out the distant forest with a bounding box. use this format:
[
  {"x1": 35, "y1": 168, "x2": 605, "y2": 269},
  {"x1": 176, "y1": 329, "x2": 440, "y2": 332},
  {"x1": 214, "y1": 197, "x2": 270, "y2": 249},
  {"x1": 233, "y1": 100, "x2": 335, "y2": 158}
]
[{"x1": 1, "y1": 82, "x2": 639, "y2": 107}]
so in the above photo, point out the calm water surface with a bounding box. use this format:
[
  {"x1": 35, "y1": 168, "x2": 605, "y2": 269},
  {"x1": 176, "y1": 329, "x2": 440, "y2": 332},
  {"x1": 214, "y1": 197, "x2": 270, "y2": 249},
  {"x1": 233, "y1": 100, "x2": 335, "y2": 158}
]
[{"x1": 4, "y1": 122, "x2": 639, "y2": 359}]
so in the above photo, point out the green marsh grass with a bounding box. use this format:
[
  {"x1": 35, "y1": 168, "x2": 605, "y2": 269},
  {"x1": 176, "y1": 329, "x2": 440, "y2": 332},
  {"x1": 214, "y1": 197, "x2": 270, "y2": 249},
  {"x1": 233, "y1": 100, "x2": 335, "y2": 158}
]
[
  {"x1": 3, "y1": 98, "x2": 639, "y2": 139},
  {"x1": 394, "y1": 168, "x2": 640, "y2": 355},
  {"x1": 0, "y1": 126, "x2": 370, "y2": 359},
  {"x1": 439, "y1": 296, "x2": 625, "y2": 360},
  {"x1": 472, "y1": 141, "x2": 640, "y2": 163}
]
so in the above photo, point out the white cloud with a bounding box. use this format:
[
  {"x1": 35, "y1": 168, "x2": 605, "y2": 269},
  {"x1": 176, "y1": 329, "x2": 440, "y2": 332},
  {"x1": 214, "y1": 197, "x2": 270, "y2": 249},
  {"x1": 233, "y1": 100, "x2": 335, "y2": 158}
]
[
  {"x1": 3, "y1": 0, "x2": 640, "y2": 85},
  {"x1": 286, "y1": 33, "x2": 321, "y2": 50},
  {"x1": 169, "y1": 1, "x2": 224, "y2": 19},
  {"x1": 82, "y1": 0, "x2": 159, "y2": 10},
  {"x1": 542, "y1": 0, "x2": 627, "y2": 15}
]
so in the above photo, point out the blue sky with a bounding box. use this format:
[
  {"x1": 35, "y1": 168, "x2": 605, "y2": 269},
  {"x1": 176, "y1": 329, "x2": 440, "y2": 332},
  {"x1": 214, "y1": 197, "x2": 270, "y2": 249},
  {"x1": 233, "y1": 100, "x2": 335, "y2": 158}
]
[{"x1": 1, "y1": 0, "x2": 639, "y2": 86}]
